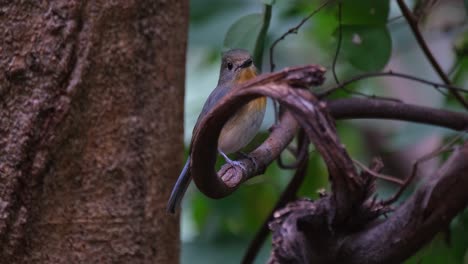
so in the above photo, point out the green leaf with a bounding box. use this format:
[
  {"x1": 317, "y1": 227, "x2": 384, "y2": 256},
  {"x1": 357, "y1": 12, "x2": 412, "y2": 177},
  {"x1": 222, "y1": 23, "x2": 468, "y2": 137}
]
[
  {"x1": 338, "y1": 25, "x2": 392, "y2": 71},
  {"x1": 223, "y1": 13, "x2": 264, "y2": 55},
  {"x1": 340, "y1": 0, "x2": 390, "y2": 25}
]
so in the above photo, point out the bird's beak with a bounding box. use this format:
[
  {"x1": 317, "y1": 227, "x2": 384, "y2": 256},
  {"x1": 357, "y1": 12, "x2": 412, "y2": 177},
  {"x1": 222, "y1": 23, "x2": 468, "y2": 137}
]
[
  {"x1": 235, "y1": 59, "x2": 257, "y2": 83},
  {"x1": 238, "y1": 58, "x2": 253, "y2": 69}
]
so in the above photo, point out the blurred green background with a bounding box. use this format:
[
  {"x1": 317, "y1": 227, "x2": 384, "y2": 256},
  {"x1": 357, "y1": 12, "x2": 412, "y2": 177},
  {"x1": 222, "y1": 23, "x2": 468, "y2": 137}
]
[{"x1": 180, "y1": 0, "x2": 468, "y2": 263}]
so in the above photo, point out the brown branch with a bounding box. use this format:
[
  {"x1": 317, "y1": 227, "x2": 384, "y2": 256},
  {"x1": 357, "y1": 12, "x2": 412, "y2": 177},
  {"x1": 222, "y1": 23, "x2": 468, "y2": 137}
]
[
  {"x1": 331, "y1": 1, "x2": 342, "y2": 84},
  {"x1": 328, "y1": 98, "x2": 468, "y2": 131},
  {"x1": 353, "y1": 159, "x2": 404, "y2": 185},
  {"x1": 319, "y1": 71, "x2": 468, "y2": 98},
  {"x1": 276, "y1": 129, "x2": 309, "y2": 170},
  {"x1": 396, "y1": 0, "x2": 468, "y2": 109}
]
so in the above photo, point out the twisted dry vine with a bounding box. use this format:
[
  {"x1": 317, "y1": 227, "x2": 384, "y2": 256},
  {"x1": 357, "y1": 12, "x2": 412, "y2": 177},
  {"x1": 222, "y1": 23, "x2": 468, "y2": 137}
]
[{"x1": 188, "y1": 65, "x2": 468, "y2": 263}]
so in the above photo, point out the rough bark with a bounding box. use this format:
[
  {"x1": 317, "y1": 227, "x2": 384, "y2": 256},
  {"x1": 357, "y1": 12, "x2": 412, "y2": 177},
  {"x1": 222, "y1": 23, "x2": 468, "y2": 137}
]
[{"x1": 0, "y1": 1, "x2": 188, "y2": 263}]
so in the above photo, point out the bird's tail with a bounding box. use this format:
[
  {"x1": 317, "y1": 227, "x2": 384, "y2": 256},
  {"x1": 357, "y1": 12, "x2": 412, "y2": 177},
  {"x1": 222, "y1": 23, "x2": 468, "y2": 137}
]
[{"x1": 167, "y1": 157, "x2": 191, "y2": 214}]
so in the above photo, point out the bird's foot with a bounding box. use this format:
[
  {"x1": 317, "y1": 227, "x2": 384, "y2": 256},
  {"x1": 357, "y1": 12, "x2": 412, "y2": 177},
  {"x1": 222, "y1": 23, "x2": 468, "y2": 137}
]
[
  {"x1": 219, "y1": 150, "x2": 246, "y2": 170},
  {"x1": 236, "y1": 151, "x2": 258, "y2": 169}
]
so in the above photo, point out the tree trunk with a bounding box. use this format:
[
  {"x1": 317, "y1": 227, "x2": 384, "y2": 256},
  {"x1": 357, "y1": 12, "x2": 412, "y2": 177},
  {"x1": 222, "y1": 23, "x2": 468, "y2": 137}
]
[{"x1": 0, "y1": 1, "x2": 188, "y2": 263}]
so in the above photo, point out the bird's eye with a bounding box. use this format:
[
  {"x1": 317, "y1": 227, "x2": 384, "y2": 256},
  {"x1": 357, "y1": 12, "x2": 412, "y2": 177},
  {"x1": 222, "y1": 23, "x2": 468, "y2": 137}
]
[{"x1": 227, "y1": 62, "x2": 233, "y2": 70}]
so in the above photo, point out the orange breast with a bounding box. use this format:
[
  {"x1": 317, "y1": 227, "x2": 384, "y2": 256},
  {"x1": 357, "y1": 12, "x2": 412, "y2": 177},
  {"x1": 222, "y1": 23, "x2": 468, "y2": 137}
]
[
  {"x1": 248, "y1": 96, "x2": 267, "y2": 111},
  {"x1": 218, "y1": 67, "x2": 267, "y2": 154},
  {"x1": 235, "y1": 67, "x2": 266, "y2": 110}
]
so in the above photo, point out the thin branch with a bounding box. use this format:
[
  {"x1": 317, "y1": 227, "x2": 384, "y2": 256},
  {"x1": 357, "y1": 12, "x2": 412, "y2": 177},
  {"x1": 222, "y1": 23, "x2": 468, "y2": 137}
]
[
  {"x1": 387, "y1": 15, "x2": 403, "y2": 24},
  {"x1": 396, "y1": 0, "x2": 468, "y2": 109},
  {"x1": 319, "y1": 71, "x2": 468, "y2": 98},
  {"x1": 353, "y1": 159, "x2": 404, "y2": 185},
  {"x1": 448, "y1": 58, "x2": 462, "y2": 77},
  {"x1": 332, "y1": 1, "x2": 342, "y2": 84},
  {"x1": 269, "y1": 0, "x2": 332, "y2": 72},
  {"x1": 328, "y1": 98, "x2": 468, "y2": 131},
  {"x1": 277, "y1": 130, "x2": 309, "y2": 170},
  {"x1": 340, "y1": 89, "x2": 403, "y2": 103}
]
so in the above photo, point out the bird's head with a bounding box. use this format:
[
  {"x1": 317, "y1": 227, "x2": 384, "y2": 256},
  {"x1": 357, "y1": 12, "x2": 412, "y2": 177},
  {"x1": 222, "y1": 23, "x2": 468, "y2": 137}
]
[{"x1": 218, "y1": 49, "x2": 257, "y2": 85}]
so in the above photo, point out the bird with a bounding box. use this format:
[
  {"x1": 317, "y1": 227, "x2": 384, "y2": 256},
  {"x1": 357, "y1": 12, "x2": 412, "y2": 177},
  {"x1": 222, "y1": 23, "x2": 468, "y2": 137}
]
[{"x1": 167, "y1": 49, "x2": 266, "y2": 213}]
